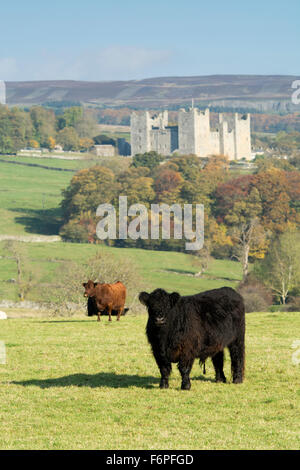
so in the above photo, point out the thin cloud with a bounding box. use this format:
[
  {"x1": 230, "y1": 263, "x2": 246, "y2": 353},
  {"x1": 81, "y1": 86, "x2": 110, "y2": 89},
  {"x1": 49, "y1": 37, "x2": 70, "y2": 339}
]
[{"x1": 0, "y1": 46, "x2": 174, "y2": 81}]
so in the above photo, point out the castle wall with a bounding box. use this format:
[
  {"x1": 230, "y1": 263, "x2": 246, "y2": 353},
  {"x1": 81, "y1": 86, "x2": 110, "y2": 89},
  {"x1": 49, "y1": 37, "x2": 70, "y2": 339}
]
[
  {"x1": 150, "y1": 127, "x2": 178, "y2": 155},
  {"x1": 178, "y1": 109, "x2": 196, "y2": 155},
  {"x1": 131, "y1": 111, "x2": 152, "y2": 156},
  {"x1": 234, "y1": 113, "x2": 251, "y2": 160},
  {"x1": 131, "y1": 108, "x2": 251, "y2": 160},
  {"x1": 0, "y1": 81, "x2": 5, "y2": 105},
  {"x1": 194, "y1": 108, "x2": 211, "y2": 156},
  {"x1": 210, "y1": 131, "x2": 221, "y2": 155}
]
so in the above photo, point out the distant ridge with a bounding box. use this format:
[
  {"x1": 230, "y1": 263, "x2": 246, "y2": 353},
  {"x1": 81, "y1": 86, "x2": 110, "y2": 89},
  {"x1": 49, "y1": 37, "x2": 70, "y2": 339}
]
[{"x1": 5, "y1": 75, "x2": 300, "y2": 112}]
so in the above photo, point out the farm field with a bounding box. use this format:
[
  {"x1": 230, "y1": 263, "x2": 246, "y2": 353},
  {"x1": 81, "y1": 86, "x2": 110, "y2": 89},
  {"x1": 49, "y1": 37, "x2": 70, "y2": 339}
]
[
  {"x1": 0, "y1": 312, "x2": 299, "y2": 450},
  {"x1": 0, "y1": 156, "x2": 130, "y2": 236},
  {"x1": 0, "y1": 241, "x2": 243, "y2": 302}
]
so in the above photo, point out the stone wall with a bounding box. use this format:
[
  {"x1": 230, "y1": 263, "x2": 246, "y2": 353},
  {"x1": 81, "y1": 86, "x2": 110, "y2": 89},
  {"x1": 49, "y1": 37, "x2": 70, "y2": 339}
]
[{"x1": 131, "y1": 108, "x2": 251, "y2": 160}]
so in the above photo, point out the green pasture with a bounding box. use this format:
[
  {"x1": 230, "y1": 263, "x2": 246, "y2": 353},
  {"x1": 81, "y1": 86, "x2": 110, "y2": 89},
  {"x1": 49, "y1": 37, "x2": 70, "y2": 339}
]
[
  {"x1": 0, "y1": 312, "x2": 299, "y2": 449},
  {"x1": 0, "y1": 241, "x2": 242, "y2": 301}
]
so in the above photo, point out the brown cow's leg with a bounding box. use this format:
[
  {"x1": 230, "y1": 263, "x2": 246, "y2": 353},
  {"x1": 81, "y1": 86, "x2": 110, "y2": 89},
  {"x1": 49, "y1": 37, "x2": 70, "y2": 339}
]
[
  {"x1": 97, "y1": 312, "x2": 101, "y2": 322},
  {"x1": 107, "y1": 305, "x2": 112, "y2": 322},
  {"x1": 117, "y1": 307, "x2": 123, "y2": 321}
]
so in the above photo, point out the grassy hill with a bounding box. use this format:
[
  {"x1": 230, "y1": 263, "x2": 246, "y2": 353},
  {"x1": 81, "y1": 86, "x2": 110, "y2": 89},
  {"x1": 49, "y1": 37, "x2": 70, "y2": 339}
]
[{"x1": 6, "y1": 75, "x2": 300, "y2": 112}]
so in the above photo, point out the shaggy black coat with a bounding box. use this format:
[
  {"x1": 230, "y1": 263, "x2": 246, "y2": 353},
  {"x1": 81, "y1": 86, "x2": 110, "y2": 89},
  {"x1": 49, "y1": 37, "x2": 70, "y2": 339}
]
[{"x1": 139, "y1": 287, "x2": 245, "y2": 390}]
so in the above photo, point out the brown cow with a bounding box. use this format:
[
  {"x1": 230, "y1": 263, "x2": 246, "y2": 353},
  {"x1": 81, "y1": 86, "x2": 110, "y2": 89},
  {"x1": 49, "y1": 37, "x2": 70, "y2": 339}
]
[{"x1": 83, "y1": 280, "x2": 126, "y2": 322}]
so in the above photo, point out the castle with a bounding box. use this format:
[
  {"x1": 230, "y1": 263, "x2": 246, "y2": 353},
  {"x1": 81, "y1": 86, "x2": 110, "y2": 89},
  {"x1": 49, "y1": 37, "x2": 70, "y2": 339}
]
[
  {"x1": 0, "y1": 81, "x2": 6, "y2": 105},
  {"x1": 131, "y1": 108, "x2": 251, "y2": 160}
]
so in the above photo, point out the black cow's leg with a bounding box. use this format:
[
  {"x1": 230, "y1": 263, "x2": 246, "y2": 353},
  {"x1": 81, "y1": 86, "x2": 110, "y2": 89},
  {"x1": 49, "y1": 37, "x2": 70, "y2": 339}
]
[
  {"x1": 153, "y1": 354, "x2": 172, "y2": 389},
  {"x1": 158, "y1": 362, "x2": 172, "y2": 389},
  {"x1": 178, "y1": 357, "x2": 194, "y2": 390},
  {"x1": 228, "y1": 336, "x2": 245, "y2": 384},
  {"x1": 212, "y1": 351, "x2": 226, "y2": 383}
]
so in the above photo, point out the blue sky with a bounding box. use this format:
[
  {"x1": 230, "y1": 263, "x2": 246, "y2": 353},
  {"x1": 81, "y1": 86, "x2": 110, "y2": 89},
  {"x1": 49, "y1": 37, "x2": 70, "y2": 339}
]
[{"x1": 1, "y1": 0, "x2": 299, "y2": 81}]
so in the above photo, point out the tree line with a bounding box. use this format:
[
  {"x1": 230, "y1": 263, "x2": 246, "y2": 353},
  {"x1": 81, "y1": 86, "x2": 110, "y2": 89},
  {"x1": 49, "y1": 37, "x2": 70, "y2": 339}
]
[{"x1": 0, "y1": 105, "x2": 99, "y2": 154}]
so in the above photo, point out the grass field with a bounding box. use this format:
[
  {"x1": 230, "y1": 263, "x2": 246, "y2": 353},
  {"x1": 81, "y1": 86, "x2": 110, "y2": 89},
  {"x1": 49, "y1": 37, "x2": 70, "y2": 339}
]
[
  {"x1": 0, "y1": 156, "x2": 130, "y2": 236},
  {"x1": 0, "y1": 241, "x2": 243, "y2": 302},
  {"x1": 0, "y1": 159, "x2": 71, "y2": 236},
  {"x1": 0, "y1": 312, "x2": 299, "y2": 450},
  {"x1": 0, "y1": 153, "x2": 299, "y2": 450}
]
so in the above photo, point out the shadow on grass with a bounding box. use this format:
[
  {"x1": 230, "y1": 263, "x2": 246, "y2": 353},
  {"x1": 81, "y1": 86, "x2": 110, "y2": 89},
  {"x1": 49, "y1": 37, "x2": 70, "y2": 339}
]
[
  {"x1": 12, "y1": 372, "x2": 160, "y2": 389},
  {"x1": 12, "y1": 371, "x2": 215, "y2": 389},
  {"x1": 10, "y1": 207, "x2": 62, "y2": 235}
]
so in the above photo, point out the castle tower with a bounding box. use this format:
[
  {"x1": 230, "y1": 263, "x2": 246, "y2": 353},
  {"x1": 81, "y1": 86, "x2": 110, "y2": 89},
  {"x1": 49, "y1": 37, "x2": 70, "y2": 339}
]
[
  {"x1": 130, "y1": 111, "x2": 152, "y2": 156},
  {"x1": 233, "y1": 113, "x2": 251, "y2": 160},
  {"x1": 219, "y1": 114, "x2": 235, "y2": 160},
  {"x1": 0, "y1": 81, "x2": 6, "y2": 105},
  {"x1": 178, "y1": 108, "x2": 210, "y2": 156},
  {"x1": 195, "y1": 108, "x2": 210, "y2": 156}
]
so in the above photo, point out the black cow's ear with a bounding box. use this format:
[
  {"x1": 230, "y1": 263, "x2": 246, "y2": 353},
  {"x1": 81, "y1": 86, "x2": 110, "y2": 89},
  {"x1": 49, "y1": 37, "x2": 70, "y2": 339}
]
[
  {"x1": 139, "y1": 292, "x2": 149, "y2": 306},
  {"x1": 170, "y1": 292, "x2": 180, "y2": 307},
  {"x1": 82, "y1": 283, "x2": 87, "y2": 287}
]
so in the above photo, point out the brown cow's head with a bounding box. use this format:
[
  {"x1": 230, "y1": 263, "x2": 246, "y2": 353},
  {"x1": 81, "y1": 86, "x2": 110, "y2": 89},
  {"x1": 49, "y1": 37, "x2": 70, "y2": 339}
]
[
  {"x1": 82, "y1": 280, "x2": 99, "y2": 298},
  {"x1": 139, "y1": 288, "x2": 180, "y2": 326}
]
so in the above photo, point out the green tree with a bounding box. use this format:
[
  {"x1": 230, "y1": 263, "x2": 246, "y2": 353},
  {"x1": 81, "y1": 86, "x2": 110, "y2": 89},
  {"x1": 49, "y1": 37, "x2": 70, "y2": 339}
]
[
  {"x1": 61, "y1": 166, "x2": 120, "y2": 221},
  {"x1": 30, "y1": 106, "x2": 56, "y2": 147},
  {"x1": 131, "y1": 151, "x2": 164, "y2": 170},
  {"x1": 57, "y1": 126, "x2": 80, "y2": 151}
]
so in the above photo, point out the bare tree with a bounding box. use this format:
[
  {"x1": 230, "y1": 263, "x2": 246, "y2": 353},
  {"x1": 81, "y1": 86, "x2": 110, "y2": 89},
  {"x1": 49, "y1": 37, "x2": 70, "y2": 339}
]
[
  {"x1": 190, "y1": 244, "x2": 212, "y2": 278},
  {"x1": 2, "y1": 241, "x2": 40, "y2": 301},
  {"x1": 225, "y1": 188, "x2": 268, "y2": 281},
  {"x1": 254, "y1": 230, "x2": 300, "y2": 305},
  {"x1": 230, "y1": 218, "x2": 268, "y2": 281}
]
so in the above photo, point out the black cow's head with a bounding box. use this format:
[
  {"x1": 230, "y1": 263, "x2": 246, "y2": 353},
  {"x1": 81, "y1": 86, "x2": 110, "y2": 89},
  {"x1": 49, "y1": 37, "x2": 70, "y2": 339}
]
[
  {"x1": 139, "y1": 288, "x2": 180, "y2": 326},
  {"x1": 82, "y1": 280, "x2": 99, "y2": 298}
]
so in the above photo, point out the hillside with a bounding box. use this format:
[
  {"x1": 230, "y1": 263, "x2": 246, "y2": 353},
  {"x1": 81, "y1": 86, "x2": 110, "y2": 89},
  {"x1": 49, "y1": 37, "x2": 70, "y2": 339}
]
[{"x1": 5, "y1": 75, "x2": 300, "y2": 112}]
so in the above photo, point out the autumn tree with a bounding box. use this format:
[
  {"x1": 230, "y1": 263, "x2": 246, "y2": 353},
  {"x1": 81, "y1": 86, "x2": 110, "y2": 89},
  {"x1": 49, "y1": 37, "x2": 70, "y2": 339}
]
[
  {"x1": 57, "y1": 126, "x2": 80, "y2": 151},
  {"x1": 154, "y1": 168, "x2": 183, "y2": 204},
  {"x1": 117, "y1": 167, "x2": 155, "y2": 206},
  {"x1": 254, "y1": 230, "x2": 300, "y2": 304},
  {"x1": 47, "y1": 136, "x2": 56, "y2": 150},
  {"x1": 252, "y1": 168, "x2": 293, "y2": 233},
  {"x1": 225, "y1": 187, "x2": 268, "y2": 280},
  {"x1": 79, "y1": 138, "x2": 94, "y2": 151},
  {"x1": 61, "y1": 166, "x2": 120, "y2": 221}
]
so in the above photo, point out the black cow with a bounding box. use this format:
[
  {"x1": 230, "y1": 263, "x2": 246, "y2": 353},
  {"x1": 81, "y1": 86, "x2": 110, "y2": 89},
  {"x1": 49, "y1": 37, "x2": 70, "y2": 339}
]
[{"x1": 139, "y1": 287, "x2": 245, "y2": 390}]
